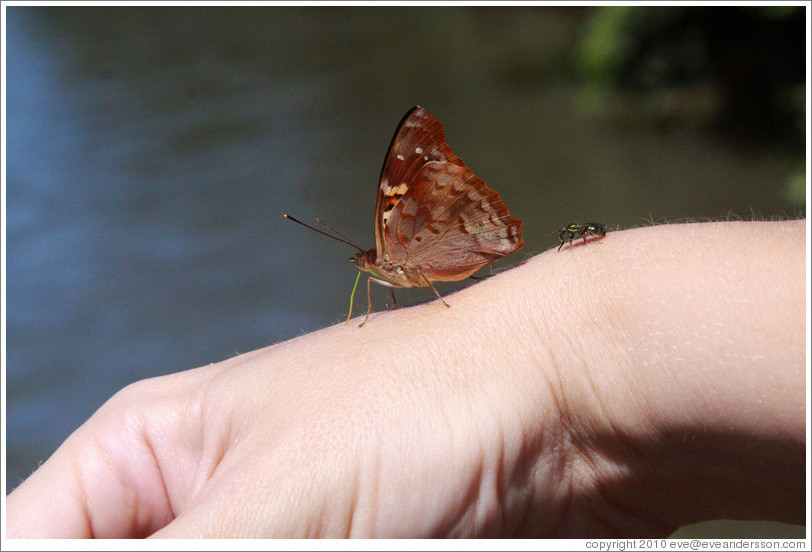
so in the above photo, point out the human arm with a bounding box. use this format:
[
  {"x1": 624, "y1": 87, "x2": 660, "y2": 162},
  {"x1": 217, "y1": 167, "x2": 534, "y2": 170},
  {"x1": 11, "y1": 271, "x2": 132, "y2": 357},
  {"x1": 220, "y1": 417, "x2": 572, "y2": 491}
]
[{"x1": 6, "y1": 219, "x2": 805, "y2": 537}]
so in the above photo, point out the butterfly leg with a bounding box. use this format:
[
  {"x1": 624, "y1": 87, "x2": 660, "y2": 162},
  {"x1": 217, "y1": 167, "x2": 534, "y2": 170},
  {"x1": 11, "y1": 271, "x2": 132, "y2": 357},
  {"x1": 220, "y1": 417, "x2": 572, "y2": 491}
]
[
  {"x1": 416, "y1": 267, "x2": 450, "y2": 308},
  {"x1": 360, "y1": 277, "x2": 374, "y2": 327},
  {"x1": 428, "y1": 281, "x2": 450, "y2": 308},
  {"x1": 360, "y1": 277, "x2": 402, "y2": 326},
  {"x1": 388, "y1": 288, "x2": 398, "y2": 310}
]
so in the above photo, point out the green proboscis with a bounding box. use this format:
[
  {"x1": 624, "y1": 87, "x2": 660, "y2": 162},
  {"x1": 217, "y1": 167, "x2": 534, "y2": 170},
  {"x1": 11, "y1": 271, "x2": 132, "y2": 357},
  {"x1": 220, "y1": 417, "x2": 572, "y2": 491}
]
[{"x1": 346, "y1": 271, "x2": 362, "y2": 325}]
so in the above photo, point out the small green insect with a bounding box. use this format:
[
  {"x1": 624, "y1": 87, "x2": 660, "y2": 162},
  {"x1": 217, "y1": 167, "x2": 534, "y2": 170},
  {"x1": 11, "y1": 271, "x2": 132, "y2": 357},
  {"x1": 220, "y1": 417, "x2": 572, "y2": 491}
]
[{"x1": 557, "y1": 222, "x2": 606, "y2": 251}]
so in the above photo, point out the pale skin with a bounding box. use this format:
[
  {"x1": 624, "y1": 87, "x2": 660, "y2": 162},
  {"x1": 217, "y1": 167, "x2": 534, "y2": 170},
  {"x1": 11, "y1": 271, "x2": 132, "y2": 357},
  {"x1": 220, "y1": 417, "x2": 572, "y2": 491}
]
[{"x1": 5, "y1": 220, "x2": 805, "y2": 538}]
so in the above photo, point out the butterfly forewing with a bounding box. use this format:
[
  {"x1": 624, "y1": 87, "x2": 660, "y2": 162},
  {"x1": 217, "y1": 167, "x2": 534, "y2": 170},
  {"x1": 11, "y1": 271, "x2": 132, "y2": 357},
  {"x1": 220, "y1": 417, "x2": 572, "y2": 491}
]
[{"x1": 374, "y1": 107, "x2": 460, "y2": 256}]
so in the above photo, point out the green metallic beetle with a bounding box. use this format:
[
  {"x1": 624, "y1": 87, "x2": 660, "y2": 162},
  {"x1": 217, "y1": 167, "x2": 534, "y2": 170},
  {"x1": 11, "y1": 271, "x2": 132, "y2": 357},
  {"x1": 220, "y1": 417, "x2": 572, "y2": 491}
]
[{"x1": 557, "y1": 222, "x2": 606, "y2": 251}]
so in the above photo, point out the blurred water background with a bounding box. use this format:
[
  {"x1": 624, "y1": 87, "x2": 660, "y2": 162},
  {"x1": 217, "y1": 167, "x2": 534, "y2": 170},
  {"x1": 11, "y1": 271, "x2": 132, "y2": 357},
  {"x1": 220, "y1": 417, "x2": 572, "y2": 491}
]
[{"x1": 4, "y1": 6, "x2": 806, "y2": 537}]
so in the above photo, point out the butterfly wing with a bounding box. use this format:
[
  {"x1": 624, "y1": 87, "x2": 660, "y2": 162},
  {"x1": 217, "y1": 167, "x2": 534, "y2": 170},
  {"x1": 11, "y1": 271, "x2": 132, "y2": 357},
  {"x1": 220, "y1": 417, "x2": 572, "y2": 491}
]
[
  {"x1": 374, "y1": 107, "x2": 458, "y2": 258},
  {"x1": 375, "y1": 107, "x2": 523, "y2": 280},
  {"x1": 387, "y1": 160, "x2": 523, "y2": 280}
]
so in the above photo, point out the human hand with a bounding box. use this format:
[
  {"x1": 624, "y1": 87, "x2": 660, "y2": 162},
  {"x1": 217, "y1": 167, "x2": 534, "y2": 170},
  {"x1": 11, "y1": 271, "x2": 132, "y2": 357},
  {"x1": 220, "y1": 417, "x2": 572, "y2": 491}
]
[{"x1": 6, "y1": 220, "x2": 805, "y2": 538}]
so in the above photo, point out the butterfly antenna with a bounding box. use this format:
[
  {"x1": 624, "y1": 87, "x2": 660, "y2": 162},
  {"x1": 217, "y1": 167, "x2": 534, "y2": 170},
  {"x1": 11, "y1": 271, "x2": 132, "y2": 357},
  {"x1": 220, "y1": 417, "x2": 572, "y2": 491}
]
[
  {"x1": 314, "y1": 218, "x2": 360, "y2": 246},
  {"x1": 283, "y1": 214, "x2": 364, "y2": 253}
]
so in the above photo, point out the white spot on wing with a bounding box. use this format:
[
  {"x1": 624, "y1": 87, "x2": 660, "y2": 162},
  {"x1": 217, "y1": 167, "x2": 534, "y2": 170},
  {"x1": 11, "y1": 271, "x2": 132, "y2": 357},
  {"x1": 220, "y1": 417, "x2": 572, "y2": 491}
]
[
  {"x1": 415, "y1": 147, "x2": 423, "y2": 154},
  {"x1": 396, "y1": 154, "x2": 405, "y2": 161}
]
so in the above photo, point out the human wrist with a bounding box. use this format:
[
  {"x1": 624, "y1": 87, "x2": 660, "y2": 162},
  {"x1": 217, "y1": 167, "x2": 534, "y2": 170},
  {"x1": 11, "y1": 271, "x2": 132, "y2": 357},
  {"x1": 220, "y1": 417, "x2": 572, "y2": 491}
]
[{"x1": 540, "y1": 220, "x2": 805, "y2": 528}]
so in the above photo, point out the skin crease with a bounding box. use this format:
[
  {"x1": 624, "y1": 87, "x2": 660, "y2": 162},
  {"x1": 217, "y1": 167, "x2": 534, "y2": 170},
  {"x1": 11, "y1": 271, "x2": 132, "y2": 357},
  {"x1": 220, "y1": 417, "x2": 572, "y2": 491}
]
[{"x1": 5, "y1": 220, "x2": 806, "y2": 538}]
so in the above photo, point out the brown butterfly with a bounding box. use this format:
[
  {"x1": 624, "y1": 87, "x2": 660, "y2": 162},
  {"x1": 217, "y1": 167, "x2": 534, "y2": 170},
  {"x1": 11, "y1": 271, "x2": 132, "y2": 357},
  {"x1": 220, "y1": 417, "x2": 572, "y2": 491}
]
[{"x1": 285, "y1": 106, "x2": 523, "y2": 326}]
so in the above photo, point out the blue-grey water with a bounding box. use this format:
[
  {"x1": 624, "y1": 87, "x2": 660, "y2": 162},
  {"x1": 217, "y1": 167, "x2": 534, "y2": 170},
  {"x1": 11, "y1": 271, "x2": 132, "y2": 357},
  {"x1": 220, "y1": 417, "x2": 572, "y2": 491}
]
[{"x1": 4, "y1": 6, "x2": 804, "y2": 537}]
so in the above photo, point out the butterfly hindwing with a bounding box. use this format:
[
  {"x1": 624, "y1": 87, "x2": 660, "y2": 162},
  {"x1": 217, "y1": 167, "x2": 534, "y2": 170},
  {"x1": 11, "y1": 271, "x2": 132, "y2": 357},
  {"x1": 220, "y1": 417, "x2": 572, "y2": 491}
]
[{"x1": 386, "y1": 160, "x2": 522, "y2": 280}]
